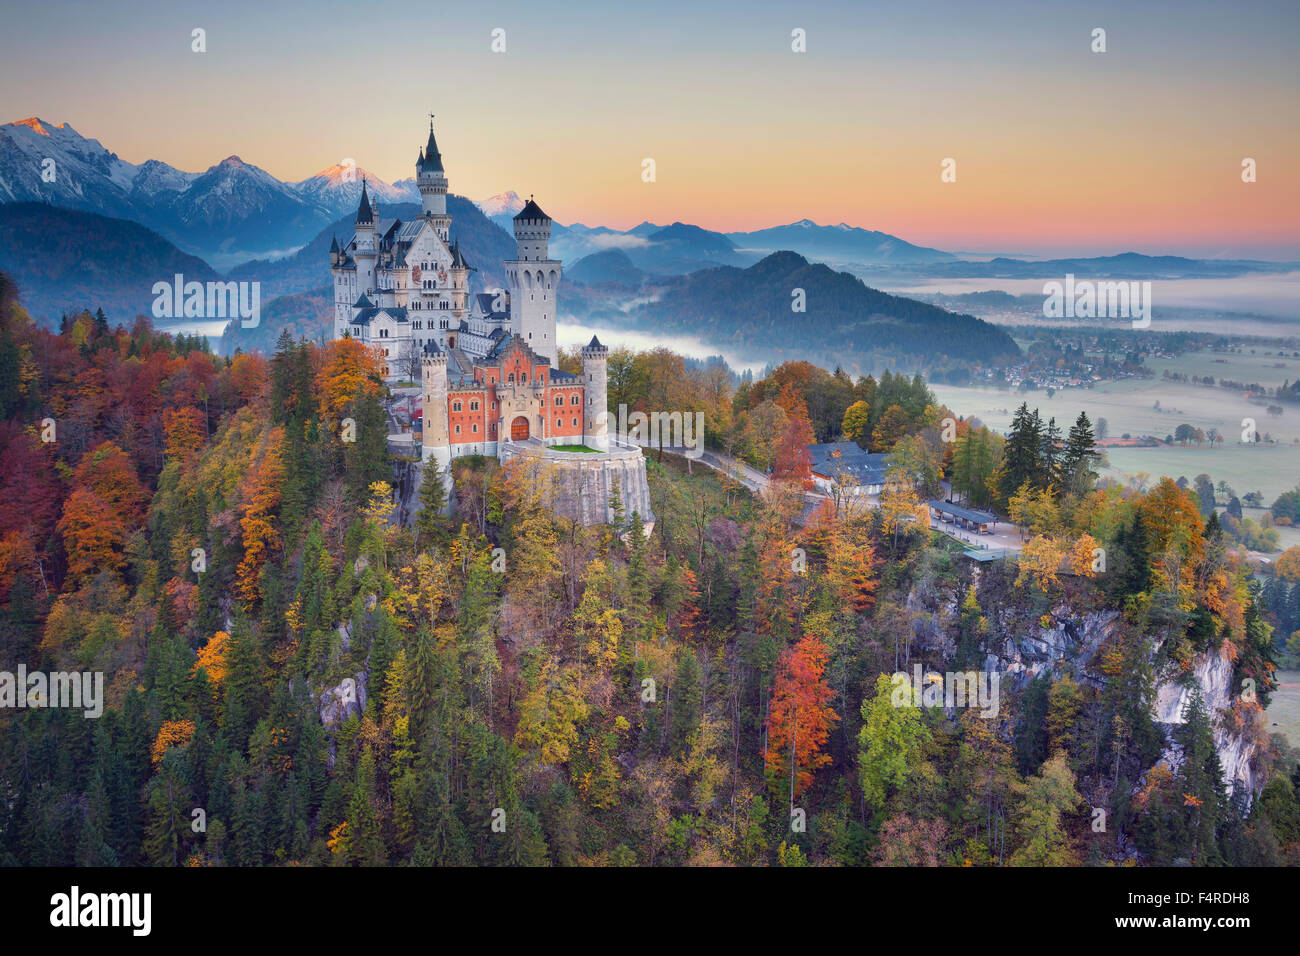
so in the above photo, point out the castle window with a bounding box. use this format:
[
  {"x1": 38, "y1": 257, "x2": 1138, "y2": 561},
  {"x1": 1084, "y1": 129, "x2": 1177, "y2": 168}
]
[
  {"x1": 470, "y1": 401, "x2": 479, "y2": 411},
  {"x1": 572, "y1": 418, "x2": 578, "y2": 427},
  {"x1": 507, "y1": 373, "x2": 514, "y2": 383},
  {"x1": 554, "y1": 396, "x2": 563, "y2": 406},
  {"x1": 453, "y1": 401, "x2": 462, "y2": 412},
  {"x1": 556, "y1": 419, "x2": 561, "y2": 428},
  {"x1": 472, "y1": 424, "x2": 478, "y2": 433},
  {"x1": 571, "y1": 395, "x2": 579, "y2": 405},
  {"x1": 455, "y1": 425, "x2": 461, "y2": 435}
]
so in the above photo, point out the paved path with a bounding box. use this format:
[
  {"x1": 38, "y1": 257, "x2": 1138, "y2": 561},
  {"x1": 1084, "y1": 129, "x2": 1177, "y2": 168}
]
[{"x1": 634, "y1": 442, "x2": 827, "y2": 524}]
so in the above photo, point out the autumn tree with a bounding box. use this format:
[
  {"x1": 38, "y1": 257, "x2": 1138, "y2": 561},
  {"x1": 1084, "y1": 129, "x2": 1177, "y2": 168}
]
[
  {"x1": 842, "y1": 400, "x2": 871, "y2": 448},
  {"x1": 765, "y1": 634, "x2": 838, "y2": 805},
  {"x1": 235, "y1": 428, "x2": 286, "y2": 607},
  {"x1": 871, "y1": 404, "x2": 910, "y2": 451}
]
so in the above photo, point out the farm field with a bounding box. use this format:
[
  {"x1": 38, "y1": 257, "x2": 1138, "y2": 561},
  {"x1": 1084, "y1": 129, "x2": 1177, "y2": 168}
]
[
  {"x1": 1267, "y1": 671, "x2": 1300, "y2": 749},
  {"x1": 934, "y1": 348, "x2": 1300, "y2": 502}
]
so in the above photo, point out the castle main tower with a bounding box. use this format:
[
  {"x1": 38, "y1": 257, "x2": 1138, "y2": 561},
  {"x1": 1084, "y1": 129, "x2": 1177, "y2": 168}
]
[
  {"x1": 582, "y1": 335, "x2": 609, "y2": 451},
  {"x1": 504, "y1": 198, "x2": 562, "y2": 365},
  {"x1": 417, "y1": 120, "x2": 451, "y2": 243}
]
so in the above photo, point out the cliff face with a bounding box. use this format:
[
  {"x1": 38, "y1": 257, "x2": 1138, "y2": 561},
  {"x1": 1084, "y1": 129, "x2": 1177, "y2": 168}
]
[
  {"x1": 912, "y1": 569, "x2": 1263, "y2": 807},
  {"x1": 1153, "y1": 647, "x2": 1258, "y2": 800}
]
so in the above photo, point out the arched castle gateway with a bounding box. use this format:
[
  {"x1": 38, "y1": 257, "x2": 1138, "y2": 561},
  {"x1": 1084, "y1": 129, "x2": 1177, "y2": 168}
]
[{"x1": 330, "y1": 118, "x2": 651, "y2": 530}]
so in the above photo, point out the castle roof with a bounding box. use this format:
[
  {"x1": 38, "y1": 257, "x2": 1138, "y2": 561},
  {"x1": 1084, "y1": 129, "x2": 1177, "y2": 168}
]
[
  {"x1": 355, "y1": 181, "x2": 373, "y2": 224},
  {"x1": 450, "y1": 241, "x2": 472, "y2": 271},
  {"x1": 329, "y1": 235, "x2": 339, "y2": 253},
  {"x1": 585, "y1": 334, "x2": 604, "y2": 349},
  {"x1": 351, "y1": 305, "x2": 409, "y2": 325},
  {"x1": 514, "y1": 198, "x2": 550, "y2": 222},
  {"x1": 354, "y1": 292, "x2": 374, "y2": 309},
  {"x1": 484, "y1": 333, "x2": 552, "y2": 369},
  {"x1": 422, "y1": 124, "x2": 444, "y2": 173},
  {"x1": 422, "y1": 340, "x2": 443, "y2": 356},
  {"x1": 472, "y1": 293, "x2": 509, "y2": 319}
]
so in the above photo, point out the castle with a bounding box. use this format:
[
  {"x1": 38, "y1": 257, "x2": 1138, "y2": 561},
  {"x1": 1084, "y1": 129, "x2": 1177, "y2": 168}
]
[{"x1": 329, "y1": 120, "x2": 652, "y2": 529}]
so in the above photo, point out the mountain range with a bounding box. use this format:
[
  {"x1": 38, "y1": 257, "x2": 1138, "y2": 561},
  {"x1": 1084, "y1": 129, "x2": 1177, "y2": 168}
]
[
  {"x1": 727, "y1": 219, "x2": 954, "y2": 264},
  {"x1": 0, "y1": 117, "x2": 417, "y2": 266}
]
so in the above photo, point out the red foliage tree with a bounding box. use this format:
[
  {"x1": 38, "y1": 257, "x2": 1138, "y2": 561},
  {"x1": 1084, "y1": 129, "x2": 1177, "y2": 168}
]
[{"x1": 765, "y1": 633, "x2": 838, "y2": 797}]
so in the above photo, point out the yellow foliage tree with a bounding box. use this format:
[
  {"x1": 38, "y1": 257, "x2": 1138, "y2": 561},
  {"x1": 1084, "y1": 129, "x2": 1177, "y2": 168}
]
[
  {"x1": 151, "y1": 719, "x2": 196, "y2": 765},
  {"x1": 193, "y1": 631, "x2": 231, "y2": 686}
]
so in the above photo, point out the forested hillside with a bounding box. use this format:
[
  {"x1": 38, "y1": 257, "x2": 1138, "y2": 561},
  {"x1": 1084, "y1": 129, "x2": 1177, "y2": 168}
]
[
  {"x1": 622, "y1": 252, "x2": 1021, "y2": 373},
  {"x1": 1, "y1": 271, "x2": 1297, "y2": 867}
]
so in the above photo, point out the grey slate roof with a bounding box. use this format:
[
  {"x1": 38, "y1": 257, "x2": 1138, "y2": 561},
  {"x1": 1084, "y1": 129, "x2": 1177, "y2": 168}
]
[
  {"x1": 355, "y1": 181, "x2": 373, "y2": 224},
  {"x1": 473, "y1": 293, "x2": 509, "y2": 318},
  {"x1": 352, "y1": 306, "x2": 409, "y2": 325},
  {"x1": 514, "y1": 198, "x2": 550, "y2": 222},
  {"x1": 807, "y1": 443, "x2": 890, "y2": 485},
  {"x1": 422, "y1": 125, "x2": 443, "y2": 172}
]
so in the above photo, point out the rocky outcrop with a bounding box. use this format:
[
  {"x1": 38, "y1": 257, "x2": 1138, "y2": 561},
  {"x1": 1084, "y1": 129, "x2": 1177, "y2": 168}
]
[
  {"x1": 982, "y1": 606, "x2": 1120, "y2": 691},
  {"x1": 1153, "y1": 646, "x2": 1258, "y2": 803},
  {"x1": 390, "y1": 457, "x2": 423, "y2": 527},
  {"x1": 319, "y1": 670, "x2": 368, "y2": 729}
]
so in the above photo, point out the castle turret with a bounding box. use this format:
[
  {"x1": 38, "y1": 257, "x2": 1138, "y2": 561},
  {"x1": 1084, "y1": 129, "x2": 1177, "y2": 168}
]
[
  {"x1": 353, "y1": 180, "x2": 377, "y2": 295},
  {"x1": 421, "y1": 342, "x2": 452, "y2": 467},
  {"x1": 417, "y1": 120, "x2": 451, "y2": 242},
  {"x1": 449, "y1": 241, "x2": 472, "y2": 323},
  {"x1": 582, "y1": 334, "x2": 609, "y2": 451},
  {"x1": 505, "y1": 197, "x2": 562, "y2": 365}
]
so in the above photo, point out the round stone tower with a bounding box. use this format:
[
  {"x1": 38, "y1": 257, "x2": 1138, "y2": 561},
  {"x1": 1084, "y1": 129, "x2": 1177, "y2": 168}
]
[
  {"x1": 421, "y1": 344, "x2": 451, "y2": 471},
  {"x1": 581, "y1": 334, "x2": 609, "y2": 451}
]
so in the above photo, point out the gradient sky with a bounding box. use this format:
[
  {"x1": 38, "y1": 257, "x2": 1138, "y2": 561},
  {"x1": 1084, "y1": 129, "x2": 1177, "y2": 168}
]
[{"x1": 2, "y1": 0, "x2": 1297, "y2": 257}]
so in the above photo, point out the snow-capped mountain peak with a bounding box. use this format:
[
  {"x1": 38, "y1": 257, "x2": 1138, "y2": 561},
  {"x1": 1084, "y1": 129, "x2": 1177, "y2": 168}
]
[
  {"x1": 476, "y1": 190, "x2": 525, "y2": 217},
  {"x1": 292, "y1": 166, "x2": 415, "y2": 216},
  {"x1": 13, "y1": 117, "x2": 53, "y2": 136}
]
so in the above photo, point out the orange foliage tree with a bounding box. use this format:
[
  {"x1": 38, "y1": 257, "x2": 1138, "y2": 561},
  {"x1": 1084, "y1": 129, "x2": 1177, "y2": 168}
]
[
  {"x1": 1138, "y1": 477, "x2": 1206, "y2": 600},
  {"x1": 765, "y1": 634, "x2": 838, "y2": 798},
  {"x1": 771, "y1": 384, "x2": 815, "y2": 489},
  {"x1": 236, "y1": 428, "x2": 286, "y2": 606},
  {"x1": 151, "y1": 719, "x2": 196, "y2": 765},
  {"x1": 315, "y1": 337, "x2": 383, "y2": 424},
  {"x1": 194, "y1": 630, "x2": 231, "y2": 686},
  {"x1": 72, "y1": 440, "x2": 148, "y2": 525},
  {"x1": 57, "y1": 487, "x2": 129, "y2": 582},
  {"x1": 163, "y1": 407, "x2": 207, "y2": 464}
]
